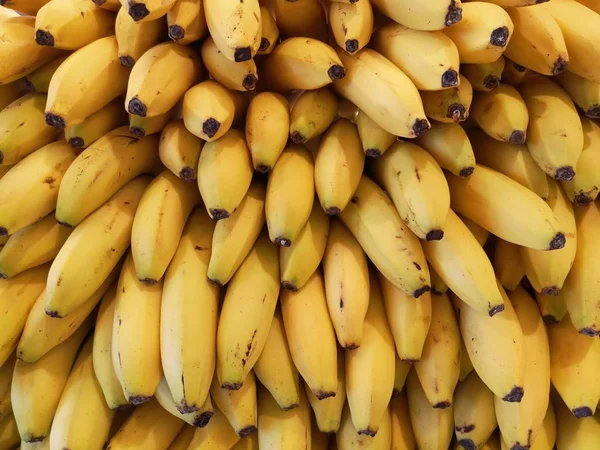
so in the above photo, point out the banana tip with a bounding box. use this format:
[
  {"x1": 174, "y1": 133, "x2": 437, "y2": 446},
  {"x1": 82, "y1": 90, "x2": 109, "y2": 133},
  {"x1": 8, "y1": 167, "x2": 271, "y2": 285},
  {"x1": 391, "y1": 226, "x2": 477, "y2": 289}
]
[
  {"x1": 459, "y1": 167, "x2": 475, "y2": 177},
  {"x1": 413, "y1": 285, "x2": 431, "y2": 298},
  {"x1": 92, "y1": 0, "x2": 106, "y2": 5},
  {"x1": 176, "y1": 401, "x2": 199, "y2": 414},
  {"x1": 325, "y1": 206, "x2": 341, "y2": 216},
  {"x1": 128, "y1": 97, "x2": 147, "y2": 117},
  {"x1": 345, "y1": 39, "x2": 359, "y2": 54},
  {"x1": 209, "y1": 208, "x2": 230, "y2": 221},
  {"x1": 24, "y1": 78, "x2": 35, "y2": 92},
  {"x1": 578, "y1": 327, "x2": 599, "y2": 337},
  {"x1": 128, "y1": 3, "x2": 150, "y2": 22},
  {"x1": 490, "y1": 27, "x2": 510, "y2": 48},
  {"x1": 45, "y1": 112, "x2": 66, "y2": 129},
  {"x1": 44, "y1": 309, "x2": 63, "y2": 319},
  {"x1": 552, "y1": 56, "x2": 568, "y2": 75},
  {"x1": 554, "y1": 167, "x2": 575, "y2": 181},
  {"x1": 572, "y1": 406, "x2": 593, "y2": 418},
  {"x1": 549, "y1": 233, "x2": 566, "y2": 251},
  {"x1": 129, "y1": 395, "x2": 152, "y2": 406},
  {"x1": 139, "y1": 277, "x2": 158, "y2": 286},
  {"x1": 290, "y1": 131, "x2": 306, "y2": 144},
  {"x1": 448, "y1": 103, "x2": 466, "y2": 122},
  {"x1": 425, "y1": 230, "x2": 444, "y2": 241},
  {"x1": 68, "y1": 137, "x2": 85, "y2": 149},
  {"x1": 129, "y1": 126, "x2": 146, "y2": 137},
  {"x1": 441, "y1": 69, "x2": 459, "y2": 88},
  {"x1": 489, "y1": 304, "x2": 505, "y2": 317},
  {"x1": 391, "y1": 388, "x2": 400, "y2": 398},
  {"x1": 238, "y1": 426, "x2": 258, "y2": 438},
  {"x1": 222, "y1": 382, "x2": 243, "y2": 391},
  {"x1": 282, "y1": 403, "x2": 300, "y2": 411},
  {"x1": 585, "y1": 105, "x2": 600, "y2": 119},
  {"x1": 0, "y1": 227, "x2": 7, "y2": 236},
  {"x1": 502, "y1": 386, "x2": 524, "y2": 403},
  {"x1": 457, "y1": 439, "x2": 477, "y2": 450},
  {"x1": 193, "y1": 411, "x2": 214, "y2": 428},
  {"x1": 541, "y1": 286, "x2": 559, "y2": 296},
  {"x1": 509, "y1": 130, "x2": 526, "y2": 145},
  {"x1": 274, "y1": 236, "x2": 292, "y2": 247},
  {"x1": 179, "y1": 167, "x2": 196, "y2": 182},
  {"x1": 328, "y1": 65, "x2": 346, "y2": 82},
  {"x1": 35, "y1": 30, "x2": 55, "y2": 47},
  {"x1": 259, "y1": 38, "x2": 270, "y2": 52},
  {"x1": 255, "y1": 163, "x2": 271, "y2": 173},
  {"x1": 542, "y1": 315, "x2": 559, "y2": 325},
  {"x1": 315, "y1": 390, "x2": 336, "y2": 400},
  {"x1": 483, "y1": 75, "x2": 500, "y2": 91},
  {"x1": 357, "y1": 428, "x2": 377, "y2": 437},
  {"x1": 412, "y1": 119, "x2": 430, "y2": 137},
  {"x1": 168, "y1": 25, "x2": 185, "y2": 42},
  {"x1": 234, "y1": 47, "x2": 252, "y2": 63},
  {"x1": 365, "y1": 149, "x2": 382, "y2": 158},
  {"x1": 281, "y1": 281, "x2": 298, "y2": 292},
  {"x1": 242, "y1": 74, "x2": 258, "y2": 91},
  {"x1": 202, "y1": 118, "x2": 220, "y2": 138},
  {"x1": 574, "y1": 193, "x2": 593, "y2": 206},
  {"x1": 433, "y1": 401, "x2": 451, "y2": 409},
  {"x1": 0, "y1": 273, "x2": 7, "y2": 280},
  {"x1": 119, "y1": 55, "x2": 135, "y2": 68},
  {"x1": 445, "y1": 1, "x2": 462, "y2": 27}
]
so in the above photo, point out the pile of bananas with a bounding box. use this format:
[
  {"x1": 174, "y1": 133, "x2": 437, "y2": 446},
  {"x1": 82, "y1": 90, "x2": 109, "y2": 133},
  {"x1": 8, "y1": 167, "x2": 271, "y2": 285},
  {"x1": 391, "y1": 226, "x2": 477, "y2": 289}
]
[{"x1": 0, "y1": 0, "x2": 599, "y2": 449}]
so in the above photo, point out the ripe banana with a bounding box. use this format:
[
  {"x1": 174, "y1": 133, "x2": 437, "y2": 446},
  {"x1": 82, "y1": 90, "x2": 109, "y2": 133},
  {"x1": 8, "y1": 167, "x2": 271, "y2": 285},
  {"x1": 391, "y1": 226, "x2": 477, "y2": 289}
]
[
  {"x1": 201, "y1": 37, "x2": 258, "y2": 92},
  {"x1": 0, "y1": 0, "x2": 51, "y2": 15},
  {"x1": 289, "y1": 88, "x2": 339, "y2": 145},
  {"x1": 0, "y1": 353, "x2": 15, "y2": 421},
  {"x1": 520, "y1": 75, "x2": 583, "y2": 181},
  {"x1": 211, "y1": 371, "x2": 258, "y2": 437},
  {"x1": 65, "y1": 99, "x2": 128, "y2": 149},
  {"x1": 501, "y1": 58, "x2": 533, "y2": 87},
  {"x1": 370, "y1": 0, "x2": 462, "y2": 31},
  {"x1": 333, "y1": 48, "x2": 429, "y2": 138},
  {"x1": 245, "y1": 92, "x2": 289, "y2": 172},
  {"x1": 272, "y1": 0, "x2": 327, "y2": 41},
  {"x1": 393, "y1": 357, "x2": 411, "y2": 396},
  {"x1": 23, "y1": 56, "x2": 69, "y2": 94},
  {"x1": 553, "y1": 394, "x2": 600, "y2": 449},
  {"x1": 535, "y1": 290, "x2": 567, "y2": 325},
  {"x1": 55, "y1": 127, "x2": 159, "y2": 227},
  {"x1": 430, "y1": 265, "x2": 449, "y2": 296},
  {"x1": 420, "y1": 76, "x2": 473, "y2": 123},
  {"x1": 129, "y1": 106, "x2": 177, "y2": 137},
  {"x1": 167, "y1": 0, "x2": 208, "y2": 44},
  {"x1": 186, "y1": 405, "x2": 240, "y2": 449},
  {"x1": 118, "y1": 0, "x2": 176, "y2": 23},
  {"x1": 154, "y1": 376, "x2": 214, "y2": 428},
  {"x1": 46, "y1": 176, "x2": 151, "y2": 318},
  {"x1": 462, "y1": 56, "x2": 505, "y2": 92},
  {"x1": 306, "y1": 350, "x2": 345, "y2": 433},
  {"x1": 46, "y1": 35, "x2": 130, "y2": 129},
  {"x1": 159, "y1": 119, "x2": 203, "y2": 182},
  {"x1": 372, "y1": 22, "x2": 460, "y2": 91},
  {"x1": 258, "y1": 6, "x2": 278, "y2": 55},
  {"x1": 115, "y1": 5, "x2": 165, "y2": 68},
  {"x1": 556, "y1": 71, "x2": 600, "y2": 119},
  {"x1": 329, "y1": 0, "x2": 374, "y2": 55},
  {"x1": 337, "y1": 402, "x2": 392, "y2": 450},
  {"x1": 161, "y1": 209, "x2": 218, "y2": 414},
  {"x1": 460, "y1": 214, "x2": 490, "y2": 247},
  {"x1": 266, "y1": 144, "x2": 315, "y2": 247},
  {"x1": 494, "y1": 238, "x2": 525, "y2": 291},
  {"x1": 355, "y1": 109, "x2": 396, "y2": 157},
  {"x1": 390, "y1": 390, "x2": 416, "y2": 450},
  {"x1": 443, "y1": 2, "x2": 514, "y2": 64}
]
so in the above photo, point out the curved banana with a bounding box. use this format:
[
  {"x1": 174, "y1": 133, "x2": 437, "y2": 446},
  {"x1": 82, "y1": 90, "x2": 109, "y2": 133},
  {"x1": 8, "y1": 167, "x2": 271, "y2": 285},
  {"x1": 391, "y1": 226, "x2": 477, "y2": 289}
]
[
  {"x1": 462, "y1": 56, "x2": 505, "y2": 92},
  {"x1": 272, "y1": 0, "x2": 327, "y2": 41},
  {"x1": 337, "y1": 403, "x2": 392, "y2": 450},
  {"x1": 556, "y1": 71, "x2": 600, "y2": 119},
  {"x1": 420, "y1": 76, "x2": 473, "y2": 123},
  {"x1": 258, "y1": 6, "x2": 278, "y2": 55},
  {"x1": 494, "y1": 238, "x2": 525, "y2": 291},
  {"x1": 23, "y1": 56, "x2": 69, "y2": 94},
  {"x1": 118, "y1": 0, "x2": 176, "y2": 23},
  {"x1": 355, "y1": 109, "x2": 396, "y2": 158},
  {"x1": 115, "y1": 5, "x2": 165, "y2": 68},
  {"x1": 535, "y1": 290, "x2": 567, "y2": 326},
  {"x1": 306, "y1": 350, "x2": 345, "y2": 433},
  {"x1": 370, "y1": 0, "x2": 462, "y2": 31},
  {"x1": 289, "y1": 88, "x2": 339, "y2": 145},
  {"x1": 211, "y1": 371, "x2": 258, "y2": 437},
  {"x1": 501, "y1": 58, "x2": 533, "y2": 88},
  {"x1": 167, "y1": 0, "x2": 208, "y2": 45},
  {"x1": 159, "y1": 119, "x2": 203, "y2": 182},
  {"x1": 329, "y1": 0, "x2": 373, "y2": 55},
  {"x1": 201, "y1": 37, "x2": 258, "y2": 92},
  {"x1": 65, "y1": 99, "x2": 128, "y2": 149},
  {"x1": 154, "y1": 376, "x2": 214, "y2": 428}
]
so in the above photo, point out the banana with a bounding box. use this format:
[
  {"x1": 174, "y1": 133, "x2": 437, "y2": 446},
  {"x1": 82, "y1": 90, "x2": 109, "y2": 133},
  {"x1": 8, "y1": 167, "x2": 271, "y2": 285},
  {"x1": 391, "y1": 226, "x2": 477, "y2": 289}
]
[
  {"x1": 0, "y1": 213, "x2": 71, "y2": 279},
  {"x1": 20, "y1": 437, "x2": 50, "y2": 449},
  {"x1": 0, "y1": 264, "x2": 50, "y2": 366},
  {"x1": 154, "y1": 377, "x2": 214, "y2": 429},
  {"x1": 495, "y1": 286, "x2": 551, "y2": 450},
  {"x1": 49, "y1": 338, "x2": 114, "y2": 450},
  {"x1": 0, "y1": 353, "x2": 15, "y2": 420},
  {"x1": 521, "y1": 180, "x2": 576, "y2": 296},
  {"x1": 65, "y1": 99, "x2": 127, "y2": 150},
  {"x1": 118, "y1": 0, "x2": 177, "y2": 23},
  {"x1": 201, "y1": 37, "x2": 258, "y2": 92},
  {"x1": 370, "y1": 0, "x2": 462, "y2": 31},
  {"x1": 454, "y1": 371, "x2": 497, "y2": 450},
  {"x1": 35, "y1": 0, "x2": 115, "y2": 50},
  {"x1": 289, "y1": 88, "x2": 338, "y2": 145},
  {"x1": 0, "y1": 0, "x2": 51, "y2": 15},
  {"x1": 186, "y1": 405, "x2": 240, "y2": 449},
  {"x1": 272, "y1": 0, "x2": 327, "y2": 41},
  {"x1": 424, "y1": 209, "x2": 505, "y2": 315},
  {"x1": 462, "y1": 56, "x2": 506, "y2": 92},
  {"x1": 355, "y1": 109, "x2": 396, "y2": 158},
  {"x1": 0, "y1": 79, "x2": 25, "y2": 110},
  {"x1": 253, "y1": 307, "x2": 300, "y2": 411},
  {"x1": 556, "y1": 71, "x2": 600, "y2": 119},
  {"x1": 46, "y1": 36, "x2": 130, "y2": 129},
  {"x1": 539, "y1": 0, "x2": 600, "y2": 84},
  {"x1": 576, "y1": 0, "x2": 600, "y2": 13},
  {"x1": 258, "y1": 384, "x2": 311, "y2": 450},
  {"x1": 92, "y1": 0, "x2": 121, "y2": 11},
  {"x1": 167, "y1": 0, "x2": 208, "y2": 44},
  {"x1": 106, "y1": 399, "x2": 184, "y2": 449},
  {"x1": 168, "y1": 425, "x2": 196, "y2": 450},
  {"x1": 23, "y1": 56, "x2": 69, "y2": 93},
  {"x1": 372, "y1": 22, "x2": 460, "y2": 91},
  {"x1": 333, "y1": 48, "x2": 430, "y2": 138},
  {"x1": 447, "y1": 165, "x2": 566, "y2": 250},
  {"x1": 336, "y1": 403, "x2": 392, "y2": 450},
  {"x1": 494, "y1": 239, "x2": 525, "y2": 291},
  {"x1": 0, "y1": 414, "x2": 20, "y2": 449},
  {"x1": 459, "y1": 339, "x2": 474, "y2": 382},
  {"x1": 211, "y1": 371, "x2": 257, "y2": 437},
  {"x1": 258, "y1": 6, "x2": 278, "y2": 55},
  {"x1": 55, "y1": 127, "x2": 159, "y2": 227},
  {"x1": 420, "y1": 76, "x2": 473, "y2": 123},
  {"x1": 0, "y1": 16, "x2": 63, "y2": 85},
  {"x1": 0, "y1": 93, "x2": 60, "y2": 165},
  {"x1": 11, "y1": 319, "x2": 91, "y2": 443},
  {"x1": 46, "y1": 176, "x2": 151, "y2": 318},
  {"x1": 554, "y1": 394, "x2": 600, "y2": 449},
  {"x1": 469, "y1": 129, "x2": 550, "y2": 199},
  {"x1": 453, "y1": 283, "x2": 526, "y2": 403},
  {"x1": 443, "y1": 2, "x2": 514, "y2": 64},
  {"x1": 159, "y1": 119, "x2": 203, "y2": 182},
  {"x1": 115, "y1": 5, "x2": 165, "y2": 68},
  {"x1": 93, "y1": 285, "x2": 129, "y2": 410},
  {"x1": 501, "y1": 58, "x2": 532, "y2": 87},
  {"x1": 535, "y1": 290, "x2": 567, "y2": 325},
  {"x1": 329, "y1": 0, "x2": 374, "y2": 55},
  {"x1": 263, "y1": 37, "x2": 345, "y2": 93},
  {"x1": 345, "y1": 271, "x2": 395, "y2": 436},
  {"x1": 129, "y1": 106, "x2": 177, "y2": 137},
  {"x1": 519, "y1": 75, "x2": 583, "y2": 181},
  {"x1": 562, "y1": 116, "x2": 600, "y2": 205},
  {"x1": 393, "y1": 357, "x2": 411, "y2": 396},
  {"x1": 406, "y1": 370, "x2": 454, "y2": 450},
  {"x1": 245, "y1": 92, "x2": 289, "y2": 172},
  {"x1": 266, "y1": 144, "x2": 315, "y2": 247},
  {"x1": 459, "y1": 214, "x2": 490, "y2": 247},
  {"x1": 161, "y1": 209, "x2": 219, "y2": 414},
  {"x1": 183, "y1": 80, "x2": 248, "y2": 142},
  {"x1": 390, "y1": 390, "x2": 416, "y2": 450}
]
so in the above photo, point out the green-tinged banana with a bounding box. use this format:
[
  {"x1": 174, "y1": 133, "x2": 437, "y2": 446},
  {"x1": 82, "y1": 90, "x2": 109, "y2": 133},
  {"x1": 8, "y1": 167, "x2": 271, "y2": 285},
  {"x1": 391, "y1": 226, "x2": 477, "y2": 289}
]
[
  {"x1": 168, "y1": 425, "x2": 196, "y2": 450},
  {"x1": 115, "y1": 6, "x2": 165, "y2": 68},
  {"x1": 562, "y1": 116, "x2": 600, "y2": 205},
  {"x1": 554, "y1": 394, "x2": 600, "y2": 449},
  {"x1": 333, "y1": 48, "x2": 429, "y2": 138},
  {"x1": 519, "y1": 75, "x2": 583, "y2": 181},
  {"x1": 495, "y1": 287, "x2": 550, "y2": 450},
  {"x1": 447, "y1": 165, "x2": 566, "y2": 250},
  {"x1": 211, "y1": 371, "x2": 257, "y2": 437},
  {"x1": 355, "y1": 109, "x2": 396, "y2": 158},
  {"x1": 118, "y1": 0, "x2": 176, "y2": 23},
  {"x1": 424, "y1": 210, "x2": 505, "y2": 315},
  {"x1": 23, "y1": 56, "x2": 69, "y2": 94},
  {"x1": 494, "y1": 239, "x2": 525, "y2": 291},
  {"x1": 129, "y1": 105, "x2": 177, "y2": 137},
  {"x1": 161, "y1": 209, "x2": 218, "y2": 414},
  {"x1": 258, "y1": 384, "x2": 311, "y2": 450},
  {"x1": 159, "y1": 119, "x2": 203, "y2": 182},
  {"x1": 0, "y1": 353, "x2": 15, "y2": 420},
  {"x1": 390, "y1": 389, "x2": 416, "y2": 450},
  {"x1": 46, "y1": 36, "x2": 130, "y2": 129},
  {"x1": 0, "y1": 141, "x2": 75, "y2": 236},
  {"x1": 281, "y1": 270, "x2": 338, "y2": 400},
  {"x1": 370, "y1": 0, "x2": 462, "y2": 31},
  {"x1": 459, "y1": 214, "x2": 490, "y2": 246},
  {"x1": 521, "y1": 180, "x2": 576, "y2": 296},
  {"x1": 0, "y1": 79, "x2": 25, "y2": 110},
  {"x1": 93, "y1": 285, "x2": 129, "y2": 410},
  {"x1": 329, "y1": 0, "x2": 373, "y2": 55},
  {"x1": 11, "y1": 319, "x2": 92, "y2": 443},
  {"x1": 154, "y1": 377, "x2": 214, "y2": 429},
  {"x1": 501, "y1": 59, "x2": 532, "y2": 87},
  {"x1": 289, "y1": 88, "x2": 338, "y2": 145},
  {"x1": 55, "y1": 127, "x2": 159, "y2": 227},
  {"x1": 266, "y1": 144, "x2": 315, "y2": 247},
  {"x1": 0, "y1": 93, "x2": 60, "y2": 165},
  {"x1": 65, "y1": 99, "x2": 128, "y2": 149},
  {"x1": 245, "y1": 92, "x2": 289, "y2": 172},
  {"x1": 535, "y1": 290, "x2": 567, "y2": 325},
  {"x1": 49, "y1": 338, "x2": 114, "y2": 450},
  {"x1": 556, "y1": 71, "x2": 600, "y2": 119},
  {"x1": 393, "y1": 357, "x2": 411, "y2": 396},
  {"x1": 201, "y1": 37, "x2": 257, "y2": 92},
  {"x1": 167, "y1": 0, "x2": 207, "y2": 44},
  {"x1": 0, "y1": 16, "x2": 63, "y2": 85},
  {"x1": 462, "y1": 57, "x2": 505, "y2": 92},
  {"x1": 346, "y1": 272, "x2": 395, "y2": 436},
  {"x1": 469, "y1": 129, "x2": 550, "y2": 199},
  {"x1": 197, "y1": 129, "x2": 253, "y2": 221},
  {"x1": 454, "y1": 371, "x2": 497, "y2": 450},
  {"x1": 254, "y1": 307, "x2": 300, "y2": 411},
  {"x1": 47, "y1": 177, "x2": 151, "y2": 317},
  {"x1": 258, "y1": 6, "x2": 278, "y2": 55},
  {"x1": 459, "y1": 340, "x2": 474, "y2": 382},
  {"x1": 0, "y1": 0, "x2": 51, "y2": 15},
  {"x1": 273, "y1": 0, "x2": 327, "y2": 41},
  {"x1": 336, "y1": 403, "x2": 392, "y2": 450},
  {"x1": 429, "y1": 265, "x2": 449, "y2": 296},
  {"x1": 0, "y1": 414, "x2": 19, "y2": 449},
  {"x1": 421, "y1": 76, "x2": 473, "y2": 123},
  {"x1": 183, "y1": 80, "x2": 248, "y2": 142},
  {"x1": 443, "y1": 2, "x2": 514, "y2": 64},
  {"x1": 372, "y1": 22, "x2": 460, "y2": 91},
  {"x1": 0, "y1": 214, "x2": 71, "y2": 279},
  {"x1": 106, "y1": 399, "x2": 184, "y2": 449},
  {"x1": 407, "y1": 370, "x2": 454, "y2": 450},
  {"x1": 112, "y1": 253, "x2": 162, "y2": 405},
  {"x1": 126, "y1": 42, "x2": 202, "y2": 118},
  {"x1": 453, "y1": 283, "x2": 525, "y2": 403}
]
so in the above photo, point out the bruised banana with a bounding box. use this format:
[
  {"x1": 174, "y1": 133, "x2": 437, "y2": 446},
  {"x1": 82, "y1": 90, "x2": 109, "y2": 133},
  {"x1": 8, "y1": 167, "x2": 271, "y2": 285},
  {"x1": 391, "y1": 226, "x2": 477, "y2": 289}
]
[{"x1": 258, "y1": 6, "x2": 278, "y2": 55}]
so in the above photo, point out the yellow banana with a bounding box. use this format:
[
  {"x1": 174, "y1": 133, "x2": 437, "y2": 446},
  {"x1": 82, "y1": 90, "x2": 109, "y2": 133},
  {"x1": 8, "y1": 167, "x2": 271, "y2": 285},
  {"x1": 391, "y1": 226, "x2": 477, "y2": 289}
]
[
  {"x1": 0, "y1": 353, "x2": 15, "y2": 421},
  {"x1": 154, "y1": 376, "x2": 214, "y2": 428},
  {"x1": 420, "y1": 76, "x2": 473, "y2": 123},
  {"x1": 272, "y1": 0, "x2": 327, "y2": 41},
  {"x1": 501, "y1": 58, "x2": 532, "y2": 87},
  {"x1": 186, "y1": 405, "x2": 240, "y2": 449},
  {"x1": 429, "y1": 264, "x2": 449, "y2": 296},
  {"x1": 161, "y1": 209, "x2": 219, "y2": 414},
  {"x1": 245, "y1": 92, "x2": 289, "y2": 172},
  {"x1": 329, "y1": 0, "x2": 373, "y2": 55},
  {"x1": 201, "y1": 37, "x2": 257, "y2": 92},
  {"x1": 461, "y1": 56, "x2": 506, "y2": 92},
  {"x1": 494, "y1": 238, "x2": 525, "y2": 291},
  {"x1": 159, "y1": 119, "x2": 203, "y2": 182},
  {"x1": 129, "y1": 106, "x2": 177, "y2": 137},
  {"x1": 372, "y1": 22, "x2": 460, "y2": 91},
  {"x1": 370, "y1": 0, "x2": 462, "y2": 31},
  {"x1": 553, "y1": 394, "x2": 600, "y2": 449},
  {"x1": 0, "y1": 0, "x2": 51, "y2": 15},
  {"x1": 459, "y1": 214, "x2": 490, "y2": 247},
  {"x1": 390, "y1": 390, "x2": 416, "y2": 450},
  {"x1": 289, "y1": 88, "x2": 338, "y2": 145},
  {"x1": 535, "y1": 290, "x2": 567, "y2": 325},
  {"x1": 336, "y1": 402, "x2": 392, "y2": 450},
  {"x1": 211, "y1": 371, "x2": 258, "y2": 437},
  {"x1": 23, "y1": 56, "x2": 69, "y2": 94},
  {"x1": 65, "y1": 99, "x2": 127, "y2": 149},
  {"x1": 556, "y1": 71, "x2": 600, "y2": 119},
  {"x1": 355, "y1": 109, "x2": 396, "y2": 158},
  {"x1": 115, "y1": 5, "x2": 165, "y2": 68},
  {"x1": 118, "y1": 0, "x2": 176, "y2": 23},
  {"x1": 167, "y1": 0, "x2": 208, "y2": 44},
  {"x1": 0, "y1": 79, "x2": 25, "y2": 110},
  {"x1": 168, "y1": 425, "x2": 196, "y2": 450},
  {"x1": 258, "y1": 6, "x2": 278, "y2": 55},
  {"x1": 393, "y1": 357, "x2": 411, "y2": 397}
]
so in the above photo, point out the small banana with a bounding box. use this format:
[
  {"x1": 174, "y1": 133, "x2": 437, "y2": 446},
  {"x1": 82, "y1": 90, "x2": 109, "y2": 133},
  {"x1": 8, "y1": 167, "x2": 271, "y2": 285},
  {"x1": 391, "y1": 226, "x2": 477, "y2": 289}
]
[
  {"x1": 355, "y1": 109, "x2": 396, "y2": 158},
  {"x1": 337, "y1": 403, "x2": 392, "y2": 450},
  {"x1": 556, "y1": 71, "x2": 600, "y2": 120},
  {"x1": 154, "y1": 376, "x2": 214, "y2": 428},
  {"x1": 393, "y1": 357, "x2": 411, "y2": 397},
  {"x1": 23, "y1": 56, "x2": 69, "y2": 94},
  {"x1": 167, "y1": 0, "x2": 208, "y2": 44},
  {"x1": 115, "y1": 5, "x2": 165, "y2": 68},
  {"x1": 494, "y1": 238, "x2": 525, "y2": 291},
  {"x1": 553, "y1": 394, "x2": 600, "y2": 449},
  {"x1": 501, "y1": 58, "x2": 532, "y2": 87},
  {"x1": 258, "y1": 6, "x2": 278, "y2": 55},
  {"x1": 329, "y1": 0, "x2": 374, "y2": 55},
  {"x1": 420, "y1": 76, "x2": 473, "y2": 123},
  {"x1": 211, "y1": 371, "x2": 258, "y2": 437},
  {"x1": 461, "y1": 56, "x2": 505, "y2": 92},
  {"x1": 535, "y1": 290, "x2": 567, "y2": 325},
  {"x1": 186, "y1": 405, "x2": 240, "y2": 449},
  {"x1": 369, "y1": 0, "x2": 463, "y2": 31},
  {"x1": 65, "y1": 99, "x2": 128, "y2": 149},
  {"x1": 159, "y1": 119, "x2": 203, "y2": 182},
  {"x1": 289, "y1": 88, "x2": 339, "y2": 145},
  {"x1": 429, "y1": 264, "x2": 449, "y2": 296},
  {"x1": 118, "y1": 0, "x2": 177, "y2": 23},
  {"x1": 201, "y1": 37, "x2": 258, "y2": 92}
]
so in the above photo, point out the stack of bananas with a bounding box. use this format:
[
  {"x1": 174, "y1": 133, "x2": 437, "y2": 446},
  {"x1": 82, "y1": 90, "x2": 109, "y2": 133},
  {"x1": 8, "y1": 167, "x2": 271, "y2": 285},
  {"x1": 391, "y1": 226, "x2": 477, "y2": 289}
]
[{"x1": 0, "y1": 0, "x2": 599, "y2": 449}]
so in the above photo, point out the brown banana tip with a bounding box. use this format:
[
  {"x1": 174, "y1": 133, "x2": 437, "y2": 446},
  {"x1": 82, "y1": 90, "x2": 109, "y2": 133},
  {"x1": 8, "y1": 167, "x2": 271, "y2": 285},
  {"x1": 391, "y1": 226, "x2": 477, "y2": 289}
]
[
  {"x1": 194, "y1": 411, "x2": 214, "y2": 428},
  {"x1": 349, "y1": 0, "x2": 358, "y2": 3},
  {"x1": 129, "y1": 126, "x2": 146, "y2": 137},
  {"x1": 168, "y1": 25, "x2": 185, "y2": 42},
  {"x1": 445, "y1": 1, "x2": 462, "y2": 27},
  {"x1": 119, "y1": 55, "x2": 135, "y2": 68},
  {"x1": 128, "y1": 97, "x2": 147, "y2": 117},
  {"x1": 575, "y1": 193, "x2": 593, "y2": 206},
  {"x1": 282, "y1": 404, "x2": 300, "y2": 411},
  {"x1": 35, "y1": 30, "x2": 55, "y2": 47},
  {"x1": 242, "y1": 74, "x2": 258, "y2": 91},
  {"x1": 554, "y1": 166, "x2": 575, "y2": 181},
  {"x1": 178, "y1": 167, "x2": 195, "y2": 182},
  {"x1": 139, "y1": 277, "x2": 158, "y2": 285},
  {"x1": 92, "y1": 0, "x2": 106, "y2": 5},
  {"x1": 128, "y1": 3, "x2": 150, "y2": 21},
  {"x1": 579, "y1": 327, "x2": 599, "y2": 337},
  {"x1": 259, "y1": 38, "x2": 270, "y2": 52},
  {"x1": 281, "y1": 281, "x2": 298, "y2": 292},
  {"x1": 572, "y1": 406, "x2": 594, "y2": 418},
  {"x1": 345, "y1": 39, "x2": 359, "y2": 54},
  {"x1": 511, "y1": 445, "x2": 530, "y2": 450},
  {"x1": 238, "y1": 426, "x2": 258, "y2": 438},
  {"x1": 441, "y1": 69, "x2": 459, "y2": 88},
  {"x1": 0, "y1": 227, "x2": 7, "y2": 236},
  {"x1": 325, "y1": 206, "x2": 341, "y2": 216},
  {"x1": 458, "y1": 439, "x2": 477, "y2": 450},
  {"x1": 413, "y1": 118, "x2": 430, "y2": 137},
  {"x1": 129, "y1": 395, "x2": 152, "y2": 406},
  {"x1": 431, "y1": 288, "x2": 444, "y2": 296},
  {"x1": 365, "y1": 148, "x2": 382, "y2": 158},
  {"x1": 489, "y1": 304, "x2": 505, "y2": 317},
  {"x1": 542, "y1": 315, "x2": 559, "y2": 325},
  {"x1": 274, "y1": 236, "x2": 292, "y2": 247},
  {"x1": 0, "y1": 0, "x2": 7, "y2": 4},
  {"x1": 402, "y1": 358, "x2": 418, "y2": 364},
  {"x1": 45, "y1": 309, "x2": 63, "y2": 318},
  {"x1": 391, "y1": 388, "x2": 400, "y2": 398},
  {"x1": 45, "y1": 112, "x2": 66, "y2": 129},
  {"x1": 541, "y1": 286, "x2": 560, "y2": 296},
  {"x1": 222, "y1": 382, "x2": 243, "y2": 391},
  {"x1": 328, "y1": 65, "x2": 346, "y2": 82},
  {"x1": 585, "y1": 105, "x2": 600, "y2": 119},
  {"x1": 425, "y1": 229, "x2": 444, "y2": 241},
  {"x1": 290, "y1": 131, "x2": 306, "y2": 144},
  {"x1": 209, "y1": 208, "x2": 230, "y2": 221},
  {"x1": 509, "y1": 130, "x2": 526, "y2": 145},
  {"x1": 24, "y1": 78, "x2": 35, "y2": 92},
  {"x1": 202, "y1": 118, "x2": 220, "y2": 138},
  {"x1": 0, "y1": 273, "x2": 6, "y2": 280},
  {"x1": 433, "y1": 401, "x2": 451, "y2": 409},
  {"x1": 502, "y1": 386, "x2": 524, "y2": 403},
  {"x1": 208, "y1": 277, "x2": 224, "y2": 286},
  {"x1": 344, "y1": 343, "x2": 360, "y2": 350},
  {"x1": 448, "y1": 103, "x2": 466, "y2": 122},
  {"x1": 536, "y1": 0, "x2": 549, "y2": 3},
  {"x1": 549, "y1": 232, "x2": 566, "y2": 250},
  {"x1": 357, "y1": 428, "x2": 377, "y2": 437},
  {"x1": 112, "y1": 404, "x2": 131, "y2": 411},
  {"x1": 255, "y1": 163, "x2": 271, "y2": 173},
  {"x1": 459, "y1": 166, "x2": 475, "y2": 177},
  {"x1": 56, "y1": 220, "x2": 74, "y2": 228},
  {"x1": 23, "y1": 436, "x2": 45, "y2": 444},
  {"x1": 483, "y1": 75, "x2": 500, "y2": 90},
  {"x1": 234, "y1": 47, "x2": 252, "y2": 62},
  {"x1": 413, "y1": 285, "x2": 431, "y2": 298},
  {"x1": 552, "y1": 56, "x2": 568, "y2": 75},
  {"x1": 490, "y1": 27, "x2": 510, "y2": 48},
  {"x1": 513, "y1": 62, "x2": 526, "y2": 72},
  {"x1": 176, "y1": 402, "x2": 199, "y2": 414},
  {"x1": 315, "y1": 391, "x2": 336, "y2": 400},
  {"x1": 68, "y1": 137, "x2": 85, "y2": 149}
]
